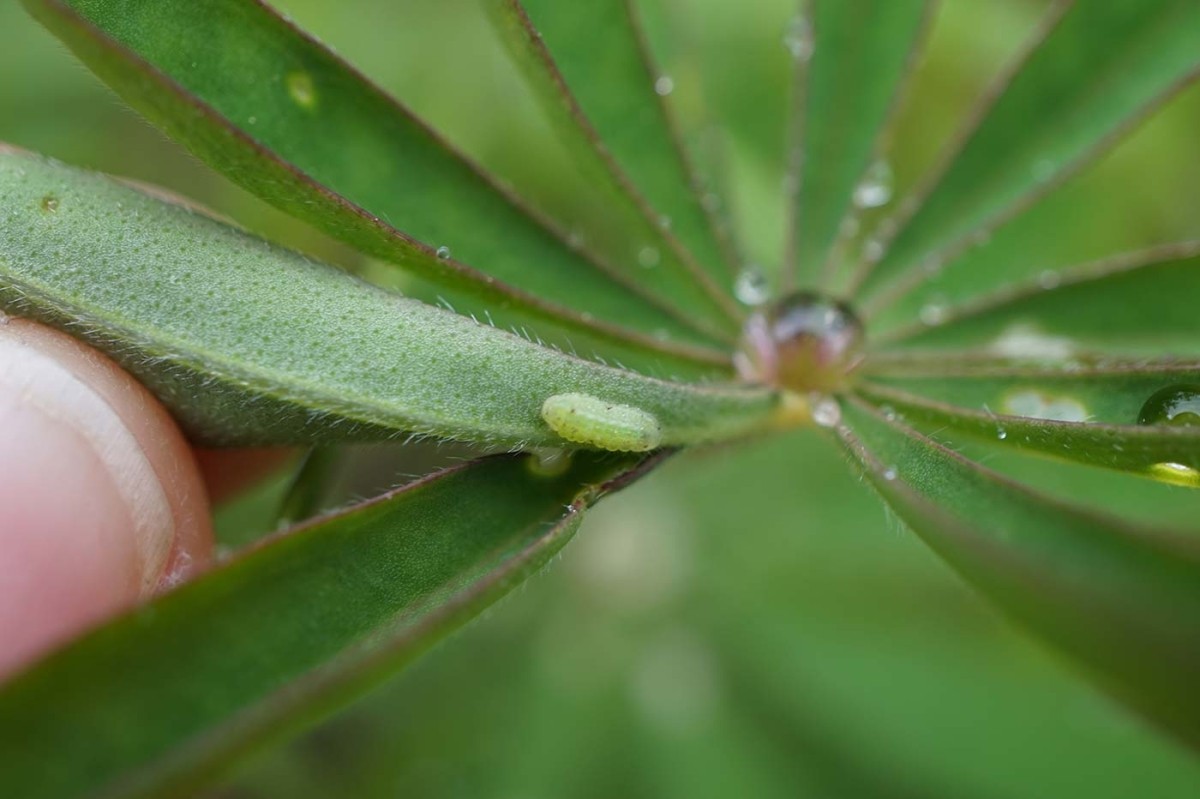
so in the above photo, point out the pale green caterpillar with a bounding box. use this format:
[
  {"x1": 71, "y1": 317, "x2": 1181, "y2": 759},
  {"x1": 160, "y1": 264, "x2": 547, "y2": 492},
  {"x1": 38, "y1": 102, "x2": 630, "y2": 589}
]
[{"x1": 541, "y1": 393, "x2": 663, "y2": 452}]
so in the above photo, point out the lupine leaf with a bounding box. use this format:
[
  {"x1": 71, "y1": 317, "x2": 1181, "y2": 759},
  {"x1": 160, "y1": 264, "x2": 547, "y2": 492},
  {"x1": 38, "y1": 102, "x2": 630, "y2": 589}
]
[
  {"x1": 786, "y1": 0, "x2": 933, "y2": 290},
  {"x1": 862, "y1": 355, "x2": 1200, "y2": 427},
  {"x1": 514, "y1": 0, "x2": 740, "y2": 285},
  {"x1": 871, "y1": 243, "x2": 1200, "y2": 353},
  {"x1": 837, "y1": 397, "x2": 1200, "y2": 751},
  {"x1": 0, "y1": 148, "x2": 778, "y2": 447},
  {"x1": 484, "y1": 0, "x2": 743, "y2": 329},
  {"x1": 854, "y1": 0, "x2": 1200, "y2": 314},
  {"x1": 856, "y1": 380, "x2": 1200, "y2": 485},
  {"x1": 22, "y1": 0, "x2": 735, "y2": 352},
  {"x1": 0, "y1": 451, "x2": 657, "y2": 798}
]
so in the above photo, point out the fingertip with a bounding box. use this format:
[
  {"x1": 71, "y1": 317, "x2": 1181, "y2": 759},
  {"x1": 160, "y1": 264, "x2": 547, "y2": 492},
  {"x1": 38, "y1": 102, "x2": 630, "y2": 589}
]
[{"x1": 0, "y1": 319, "x2": 212, "y2": 676}]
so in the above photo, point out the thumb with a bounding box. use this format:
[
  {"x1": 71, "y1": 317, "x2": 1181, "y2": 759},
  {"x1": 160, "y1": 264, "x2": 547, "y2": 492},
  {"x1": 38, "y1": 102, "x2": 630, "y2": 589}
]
[{"x1": 0, "y1": 318, "x2": 212, "y2": 677}]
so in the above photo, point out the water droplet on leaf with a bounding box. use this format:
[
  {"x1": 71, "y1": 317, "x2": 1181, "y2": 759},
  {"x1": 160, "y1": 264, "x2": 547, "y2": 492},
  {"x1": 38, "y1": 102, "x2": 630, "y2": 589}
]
[
  {"x1": 526, "y1": 448, "x2": 573, "y2": 478},
  {"x1": 1032, "y1": 158, "x2": 1056, "y2": 182},
  {"x1": 1145, "y1": 462, "x2": 1200, "y2": 488},
  {"x1": 738, "y1": 291, "x2": 864, "y2": 392},
  {"x1": 734, "y1": 266, "x2": 769, "y2": 306},
  {"x1": 861, "y1": 237, "x2": 885, "y2": 263},
  {"x1": 783, "y1": 15, "x2": 815, "y2": 61},
  {"x1": 989, "y1": 323, "x2": 1075, "y2": 360},
  {"x1": 1137, "y1": 385, "x2": 1200, "y2": 427},
  {"x1": 654, "y1": 76, "x2": 675, "y2": 96},
  {"x1": 286, "y1": 70, "x2": 317, "y2": 109},
  {"x1": 1131, "y1": 392, "x2": 1200, "y2": 483},
  {"x1": 436, "y1": 245, "x2": 452, "y2": 260},
  {"x1": 1037, "y1": 270, "x2": 1062, "y2": 290},
  {"x1": 1002, "y1": 389, "x2": 1088, "y2": 422},
  {"x1": 812, "y1": 397, "x2": 841, "y2": 428},
  {"x1": 638, "y1": 246, "x2": 660, "y2": 268},
  {"x1": 853, "y1": 160, "x2": 893, "y2": 209},
  {"x1": 919, "y1": 299, "x2": 948, "y2": 326}
]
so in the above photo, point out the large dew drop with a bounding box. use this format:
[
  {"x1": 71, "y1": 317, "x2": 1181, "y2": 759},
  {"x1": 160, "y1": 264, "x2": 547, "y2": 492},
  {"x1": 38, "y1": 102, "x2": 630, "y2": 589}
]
[
  {"x1": 737, "y1": 291, "x2": 864, "y2": 392},
  {"x1": 1137, "y1": 385, "x2": 1200, "y2": 427},
  {"x1": 1136, "y1": 385, "x2": 1200, "y2": 487}
]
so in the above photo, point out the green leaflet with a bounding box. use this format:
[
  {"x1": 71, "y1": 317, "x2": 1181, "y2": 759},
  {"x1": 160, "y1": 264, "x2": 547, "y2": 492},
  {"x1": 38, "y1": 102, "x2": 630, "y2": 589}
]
[
  {"x1": 837, "y1": 398, "x2": 1200, "y2": 751},
  {"x1": 0, "y1": 451, "x2": 654, "y2": 798},
  {"x1": 275, "y1": 447, "x2": 341, "y2": 529},
  {"x1": 484, "y1": 0, "x2": 742, "y2": 328},
  {"x1": 227, "y1": 428, "x2": 1200, "y2": 798},
  {"x1": 855, "y1": 0, "x2": 1200, "y2": 314},
  {"x1": 787, "y1": 0, "x2": 933, "y2": 290},
  {"x1": 508, "y1": 0, "x2": 739, "y2": 286},
  {"x1": 0, "y1": 149, "x2": 778, "y2": 447},
  {"x1": 862, "y1": 356, "x2": 1200, "y2": 427},
  {"x1": 22, "y1": 0, "x2": 734, "y2": 354},
  {"x1": 872, "y1": 244, "x2": 1200, "y2": 354},
  {"x1": 856, "y1": 381, "x2": 1200, "y2": 485}
]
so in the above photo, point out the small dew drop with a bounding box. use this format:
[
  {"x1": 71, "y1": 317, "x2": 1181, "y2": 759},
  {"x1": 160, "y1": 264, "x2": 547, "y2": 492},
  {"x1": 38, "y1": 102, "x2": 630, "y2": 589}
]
[
  {"x1": 882, "y1": 466, "x2": 898, "y2": 482},
  {"x1": 918, "y1": 299, "x2": 949, "y2": 327},
  {"x1": 654, "y1": 75, "x2": 675, "y2": 96},
  {"x1": 783, "y1": 15, "x2": 815, "y2": 61},
  {"x1": 40, "y1": 194, "x2": 59, "y2": 213},
  {"x1": 436, "y1": 245, "x2": 452, "y2": 260},
  {"x1": 1037, "y1": 270, "x2": 1062, "y2": 290},
  {"x1": 286, "y1": 70, "x2": 318, "y2": 109},
  {"x1": 880, "y1": 404, "x2": 897, "y2": 422},
  {"x1": 527, "y1": 448, "x2": 573, "y2": 478},
  {"x1": 812, "y1": 397, "x2": 842, "y2": 428},
  {"x1": 861, "y1": 237, "x2": 885, "y2": 263},
  {"x1": 996, "y1": 428, "x2": 1008, "y2": 440},
  {"x1": 658, "y1": 214, "x2": 672, "y2": 230},
  {"x1": 638, "y1": 246, "x2": 660, "y2": 269},
  {"x1": 967, "y1": 229, "x2": 993, "y2": 248},
  {"x1": 852, "y1": 160, "x2": 894, "y2": 209},
  {"x1": 247, "y1": 115, "x2": 258, "y2": 125},
  {"x1": 1137, "y1": 385, "x2": 1200, "y2": 427},
  {"x1": 734, "y1": 265, "x2": 770, "y2": 306}
]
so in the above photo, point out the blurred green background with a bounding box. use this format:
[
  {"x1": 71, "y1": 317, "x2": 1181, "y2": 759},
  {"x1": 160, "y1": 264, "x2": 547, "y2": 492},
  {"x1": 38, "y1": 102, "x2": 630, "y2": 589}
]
[{"x1": 4, "y1": 0, "x2": 1200, "y2": 796}]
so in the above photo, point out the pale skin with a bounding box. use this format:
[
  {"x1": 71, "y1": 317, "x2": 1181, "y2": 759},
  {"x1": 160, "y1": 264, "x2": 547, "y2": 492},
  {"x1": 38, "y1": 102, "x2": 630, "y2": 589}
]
[{"x1": 0, "y1": 319, "x2": 289, "y2": 678}]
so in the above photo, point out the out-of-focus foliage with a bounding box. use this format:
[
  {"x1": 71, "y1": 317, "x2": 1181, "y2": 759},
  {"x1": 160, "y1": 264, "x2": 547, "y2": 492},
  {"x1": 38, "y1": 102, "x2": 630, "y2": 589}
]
[{"x1": 3, "y1": 0, "x2": 1200, "y2": 796}]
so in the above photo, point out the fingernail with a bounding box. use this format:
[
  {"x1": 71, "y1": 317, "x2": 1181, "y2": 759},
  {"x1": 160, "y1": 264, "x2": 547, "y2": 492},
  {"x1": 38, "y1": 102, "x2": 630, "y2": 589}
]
[{"x1": 0, "y1": 322, "x2": 175, "y2": 593}]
